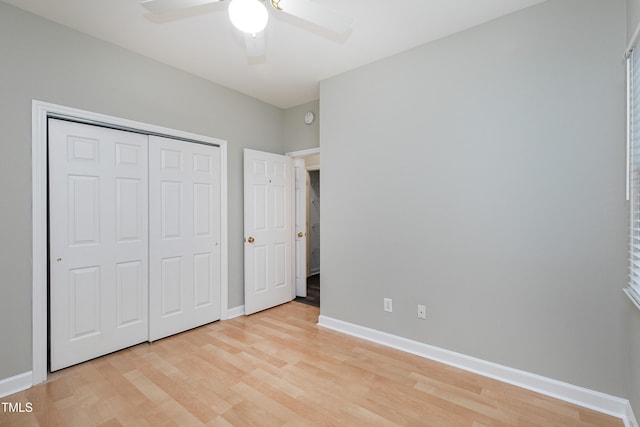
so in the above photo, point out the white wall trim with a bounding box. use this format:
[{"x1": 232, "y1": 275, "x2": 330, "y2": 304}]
[
  {"x1": 318, "y1": 315, "x2": 633, "y2": 424},
  {"x1": 286, "y1": 147, "x2": 320, "y2": 158},
  {"x1": 31, "y1": 102, "x2": 48, "y2": 386},
  {"x1": 32, "y1": 100, "x2": 229, "y2": 385},
  {"x1": 0, "y1": 372, "x2": 32, "y2": 399},
  {"x1": 219, "y1": 143, "x2": 229, "y2": 321},
  {"x1": 226, "y1": 305, "x2": 246, "y2": 319},
  {"x1": 625, "y1": 402, "x2": 639, "y2": 427}
]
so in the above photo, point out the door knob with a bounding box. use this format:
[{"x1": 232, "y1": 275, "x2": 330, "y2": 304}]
[
  {"x1": 247, "y1": 237, "x2": 255, "y2": 243},
  {"x1": 297, "y1": 232, "x2": 304, "y2": 238}
]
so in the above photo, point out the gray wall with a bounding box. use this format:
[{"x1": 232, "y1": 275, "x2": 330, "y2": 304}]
[
  {"x1": 628, "y1": 0, "x2": 640, "y2": 414},
  {"x1": 283, "y1": 100, "x2": 319, "y2": 153},
  {"x1": 0, "y1": 2, "x2": 284, "y2": 381},
  {"x1": 631, "y1": 307, "x2": 640, "y2": 421},
  {"x1": 320, "y1": 0, "x2": 629, "y2": 397},
  {"x1": 630, "y1": 0, "x2": 640, "y2": 43}
]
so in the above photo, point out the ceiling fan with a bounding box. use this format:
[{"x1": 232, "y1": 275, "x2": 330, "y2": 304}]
[{"x1": 140, "y1": 0, "x2": 353, "y2": 57}]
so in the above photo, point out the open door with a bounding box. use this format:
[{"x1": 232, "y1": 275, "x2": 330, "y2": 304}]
[
  {"x1": 243, "y1": 149, "x2": 294, "y2": 315},
  {"x1": 294, "y1": 159, "x2": 307, "y2": 297}
]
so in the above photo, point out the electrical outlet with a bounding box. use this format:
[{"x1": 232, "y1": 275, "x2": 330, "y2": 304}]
[
  {"x1": 384, "y1": 298, "x2": 393, "y2": 312},
  {"x1": 417, "y1": 304, "x2": 426, "y2": 319}
]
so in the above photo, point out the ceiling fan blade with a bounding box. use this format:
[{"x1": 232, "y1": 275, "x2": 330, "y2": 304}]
[
  {"x1": 274, "y1": 0, "x2": 352, "y2": 34},
  {"x1": 245, "y1": 32, "x2": 266, "y2": 57},
  {"x1": 140, "y1": 0, "x2": 223, "y2": 14}
]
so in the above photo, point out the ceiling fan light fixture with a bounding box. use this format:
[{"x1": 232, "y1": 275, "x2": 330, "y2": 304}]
[{"x1": 228, "y1": 0, "x2": 269, "y2": 35}]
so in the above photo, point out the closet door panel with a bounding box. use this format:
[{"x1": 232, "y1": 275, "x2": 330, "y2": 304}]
[
  {"x1": 149, "y1": 136, "x2": 221, "y2": 341},
  {"x1": 49, "y1": 119, "x2": 149, "y2": 371}
]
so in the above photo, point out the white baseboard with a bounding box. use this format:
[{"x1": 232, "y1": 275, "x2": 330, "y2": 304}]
[
  {"x1": 318, "y1": 315, "x2": 636, "y2": 426},
  {"x1": 226, "y1": 305, "x2": 245, "y2": 319},
  {"x1": 0, "y1": 371, "x2": 32, "y2": 399},
  {"x1": 625, "y1": 402, "x2": 639, "y2": 427}
]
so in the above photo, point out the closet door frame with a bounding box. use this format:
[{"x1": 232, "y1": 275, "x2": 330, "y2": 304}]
[{"x1": 31, "y1": 100, "x2": 228, "y2": 385}]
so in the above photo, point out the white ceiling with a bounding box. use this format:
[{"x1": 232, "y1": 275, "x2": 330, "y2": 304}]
[{"x1": 3, "y1": 0, "x2": 547, "y2": 108}]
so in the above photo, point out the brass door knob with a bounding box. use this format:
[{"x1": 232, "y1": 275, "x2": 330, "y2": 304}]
[
  {"x1": 247, "y1": 237, "x2": 255, "y2": 243},
  {"x1": 297, "y1": 232, "x2": 304, "y2": 238}
]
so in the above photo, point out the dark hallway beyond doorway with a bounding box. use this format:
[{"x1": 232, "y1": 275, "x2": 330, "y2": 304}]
[{"x1": 294, "y1": 274, "x2": 320, "y2": 307}]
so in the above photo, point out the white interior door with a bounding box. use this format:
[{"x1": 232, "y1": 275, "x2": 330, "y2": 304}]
[
  {"x1": 294, "y1": 159, "x2": 307, "y2": 297},
  {"x1": 149, "y1": 136, "x2": 221, "y2": 341},
  {"x1": 49, "y1": 119, "x2": 149, "y2": 371},
  {"x1": 243, "y1": 149, "x2": 294, "y2": 315}
]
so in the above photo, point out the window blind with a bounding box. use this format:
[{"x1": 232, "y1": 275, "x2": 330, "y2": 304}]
[{"x1": 627, "y1": 47, "x2": 640, "y2": 309}]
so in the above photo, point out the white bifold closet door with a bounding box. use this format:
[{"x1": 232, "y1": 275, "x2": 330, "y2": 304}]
[
  {"x1": 49, "y1": 119, "x2": 150, "y2": 371},
  {"x1": 148, "y1": 136, "x2": 221, "y2": 341},
  {"x1": 49, "y1": 120, "x2": 221, "y2": 371}
]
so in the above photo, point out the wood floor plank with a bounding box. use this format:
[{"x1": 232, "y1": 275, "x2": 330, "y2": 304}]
[{"x1": 0, "y1": 302, "x2": 624, "y2": 427}]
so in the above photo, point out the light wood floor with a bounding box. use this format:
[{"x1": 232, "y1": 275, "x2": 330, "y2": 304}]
[{"x1": 0, "y1": 302, "x2": 623, "y2": 426}]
